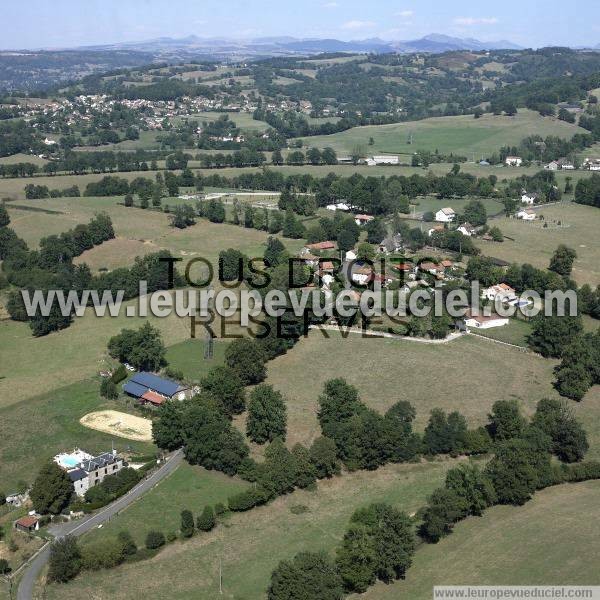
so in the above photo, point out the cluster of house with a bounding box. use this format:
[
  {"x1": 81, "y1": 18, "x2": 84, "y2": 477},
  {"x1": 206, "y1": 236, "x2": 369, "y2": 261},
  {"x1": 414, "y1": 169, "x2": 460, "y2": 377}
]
[
  {"x1": 505, "y1": 154, "x2": 600, "y2": 172},
  {"x1": 583, "y1": 157, "x2": 600, "y2": 171}
]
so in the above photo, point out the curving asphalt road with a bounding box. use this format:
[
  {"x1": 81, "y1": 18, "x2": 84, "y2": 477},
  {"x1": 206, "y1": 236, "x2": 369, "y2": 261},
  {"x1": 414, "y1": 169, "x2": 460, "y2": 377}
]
[{"x1": 17, "y1": 449, "x2": 184, "y2": 600}]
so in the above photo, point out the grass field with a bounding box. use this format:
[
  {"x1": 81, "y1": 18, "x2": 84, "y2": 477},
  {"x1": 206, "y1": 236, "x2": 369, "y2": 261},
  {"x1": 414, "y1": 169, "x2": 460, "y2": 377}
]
[
  {"x1": 260, "y1": 331, "x2": 561, "y2": 449},
  {"x1": 0, "y1": 298, "x2": 192, "y2": 409},
  {"x1": 0, "y1": 153, "x2": 48, "y2": 166},
  {"x1": 43, "y1": 458, "x2": 454, "y2": 600},
  {"x1": 479, "y1": 203, "x2": 600, "y2": 286},
  {"x1": 362, "y1": 480, "x2": 600, "y2": 599},
  {"x1": 6, "y1": 196, "x2": 303, "y2": 268},
  {"x1": 296, "y1": 110, "x2": 586, "y2": 158},
  {"x1": 468, "y1": 318, "x2": 533, "y2": 347},
  {"x1": 164, "y1": 338, "x2": 228, "y2": 382},
  {"x1": 0, "y1": 379, "x2": 155, "y2": 491},
  {"x1": 79, "y1": 462, "x2": 249, "y2": 547}
]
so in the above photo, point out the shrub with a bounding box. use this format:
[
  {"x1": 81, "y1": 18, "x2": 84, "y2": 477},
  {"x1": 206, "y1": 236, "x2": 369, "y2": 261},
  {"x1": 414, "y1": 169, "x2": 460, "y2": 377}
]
[
  {"x1": 0, "y1": 558, "x2": 9, "y2": 574},
  {"x1": 81, "y1": 539, "x2": 125, "y2": 570},
  {"x1": 196, "y1": 506, "x2": 216, "y2": 532},
  {"x1": 214, "y1": 502, "x2": 226, "y2": 516},
  {"x1": 180, "y1": 509, "x2": 195, "y2": 538},
  {"x1": 111, "y1": 364, "x2": 128, "y2": 384},
  {"x1": 145, "y1": 530, "x2": 165, "y2": 550},
  {"x1": 117, "y1": 530, "x2": 137, "y2": 556},
  {"x1": 269, "y1": 551, "x2": 344, "y2": 600},
  {"x1": 166, "y1": 531, "x2": 177, "y2": 543},
  {"x1": 47, "y1": 537, "x2": 82, "y2": 583},
  {"x1": 228, "y1": 487, "x2": 268, "y2": 512}
]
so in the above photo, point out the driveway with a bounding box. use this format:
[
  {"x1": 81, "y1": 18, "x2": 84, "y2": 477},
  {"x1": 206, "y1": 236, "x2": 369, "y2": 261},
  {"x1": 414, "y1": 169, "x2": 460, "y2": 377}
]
[{"x1": 17, "y1": 449, "x2": 183, "y2": 600}]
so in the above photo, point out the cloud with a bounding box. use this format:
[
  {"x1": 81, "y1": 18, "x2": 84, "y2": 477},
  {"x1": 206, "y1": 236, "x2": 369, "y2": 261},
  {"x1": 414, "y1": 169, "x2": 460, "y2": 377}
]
[
  {"x1": 341, "y1": 20, "x2": 376, "y2": 30},
  {"x1": 395, "y1": 10, "x2": 414, "y2": 18},
  {"x1": 453, "y1": 17, "x2": 498, "y2": 26},
  {"x1": 323, "y1": 1, "x2": 339, "y2": 7}
]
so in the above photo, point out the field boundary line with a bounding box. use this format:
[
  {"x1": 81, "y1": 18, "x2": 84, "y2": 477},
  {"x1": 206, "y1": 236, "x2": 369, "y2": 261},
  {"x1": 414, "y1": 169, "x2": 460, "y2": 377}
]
[
  {"x1": 466, "y1": 331, "x2": 533, "y2": 353},
  {"x1": 308, "y1": 324, "x2": 464, "y2": 344}
]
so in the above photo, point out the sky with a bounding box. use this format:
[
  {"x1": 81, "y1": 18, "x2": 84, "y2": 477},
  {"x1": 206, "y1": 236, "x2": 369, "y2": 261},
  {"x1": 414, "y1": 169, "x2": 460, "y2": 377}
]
[{"x1": 1, "y1": 0, "x2": 599, "y2": 50}]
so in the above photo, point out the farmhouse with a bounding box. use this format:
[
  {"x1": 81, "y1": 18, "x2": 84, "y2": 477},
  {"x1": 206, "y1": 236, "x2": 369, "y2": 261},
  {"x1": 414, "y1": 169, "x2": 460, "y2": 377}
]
[
  {"x1": 521, "y1": 192, "x2": 538, "y2": 205},
  {"x1": 584, "y1": 158, "x2": 600, "y2": 171},
  {"x1": 54, "y1": 448, "x2": 125, "y2": 496},
  {"x1": 300, "y1": 252, "x2": 319, "y2": 267},
  {"x1": 428, "y1": 225, "x2": 445, "y2": 237},
  {"x1": 393, "y1": 262, "x2": 415, "y2": 275},
  {"x1": 351, "y1": 266, "x2": 373, "y2": 286},
  {"x1": 482, "y1": 283, "x2": 517, "y2": 303},
  {"x1": 505, "y1": 156, "x2": 523, "y2": 167},
  {"x1": 419, "y1": 261, "x2": 443, "y2": 276},
  {"x1": 435, "y1": 207, "x2": 456, "y2": 223},
  {"x1": 517, "y1": 208, "x2": 536, "y2": 220},
  {"x1": 558, "y1": 158, "x2": 575, "y2": 170},
  {"x1": 464, "y1": 311, "x2": 510, "y2": 330},
  {"x1": 5, "y1": 491, "x2": 29, "y2": 507},
  {"x1": 14, "y1": 516, "x2": 40, "y2": 533},
  {"x1": 72, "y1": 451, "x2": 125, "y2": 496},
  {"x1": 303, "y1": 241, "x2": 336, "y2": 252},
  {"x1": 457, "y1": 222, "x2": 476, "y2": 237},
  {"x1": 325, "y1": 202, "x2": 350, "y2": 211},
  {"x1": 123, "y1": 372, "x2": 192, "y2": 403},
  {"x1": 354, "y1": 214, "x2": 374, "y2": 226},
  {"x1": 366, "y1": 155, "x2": 399, "y2": 166}
]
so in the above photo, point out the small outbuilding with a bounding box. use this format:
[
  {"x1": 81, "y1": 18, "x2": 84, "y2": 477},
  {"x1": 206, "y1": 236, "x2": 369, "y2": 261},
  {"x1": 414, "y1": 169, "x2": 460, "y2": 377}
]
[{"x1": 15, "y1": 516, "x2": 39, "y2": 533}]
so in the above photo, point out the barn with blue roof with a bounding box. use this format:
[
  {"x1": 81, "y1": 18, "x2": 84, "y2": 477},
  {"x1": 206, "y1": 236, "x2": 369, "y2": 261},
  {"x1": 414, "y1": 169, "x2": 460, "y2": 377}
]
[{"x1": 123, "y1": 372, "x2": 191, "y2": 405}]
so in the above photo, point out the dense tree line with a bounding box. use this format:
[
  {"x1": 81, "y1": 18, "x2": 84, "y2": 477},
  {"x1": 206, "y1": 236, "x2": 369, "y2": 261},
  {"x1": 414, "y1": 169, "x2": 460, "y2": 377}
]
[
  {"x1": 574, "y1": 173, "x2": 600, "y2": 208},
  {"x1": 420, "y1": 397, "x2": 591, "y2": 543}
]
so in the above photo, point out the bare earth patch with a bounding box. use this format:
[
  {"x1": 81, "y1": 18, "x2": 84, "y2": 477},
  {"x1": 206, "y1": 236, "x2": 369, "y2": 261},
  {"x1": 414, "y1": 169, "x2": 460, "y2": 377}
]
[{"x1": 80, "y1": 410, "x2": 153, "y2": 441}]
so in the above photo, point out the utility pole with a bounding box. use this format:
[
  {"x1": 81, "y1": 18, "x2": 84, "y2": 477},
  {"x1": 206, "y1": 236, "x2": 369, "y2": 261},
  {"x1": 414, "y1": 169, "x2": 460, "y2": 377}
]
[
  {"x1": 219, "y1": 557, "x2": 223, "y2": 595},
  {"x1": 204, "y1": 284, "x2": 214, "y2": 360}
]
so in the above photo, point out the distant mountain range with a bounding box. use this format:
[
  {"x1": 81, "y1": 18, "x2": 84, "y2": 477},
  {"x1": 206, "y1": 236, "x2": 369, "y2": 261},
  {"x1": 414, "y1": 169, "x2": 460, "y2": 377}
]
[{"x1": 73, "y1": 33, "x2": 524, "y2": 59}]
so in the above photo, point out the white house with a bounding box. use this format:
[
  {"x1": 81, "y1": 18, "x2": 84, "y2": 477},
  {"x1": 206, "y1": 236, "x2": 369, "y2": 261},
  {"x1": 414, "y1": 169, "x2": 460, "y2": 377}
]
[
  {"x1": 435, "y1": 207, "x2": 456, "y2": 223},
  {"x1": 457, "y1": 222, "x2": 476, "y2": 237},
  {"x1": 517, "y1": 209, "x2": 536, "y2": 221},
  {"x1": 545, "y1": 161, "x2": 559, "y2": 171},
  {"x1": 482, "y1": 283, "x2": 517, "y2": 303},
  {"x1": 505, "y1": 156, "x2": 523, "y2": 167},
  {"x1": 558, "y1": 158, "x2": 576, "y2": 170},
  {"x1": 366, "y1": 155, "x2": 399, "y2": 166},
  {"x1": 345, "y1": 250, "x2": 357, "y2": 262},
  {"x1": 521, "y1": 192, "x2": 538, "y2": 205},
  {"x1": 351, "y1": 267, "x2": 373, "y2": 286},
  {"x1": 428, "y1": 225, "x2": 445, "y2": 237},
  {"x1": 325, "y1": 202, "x2": 350, "y2": 211},
  {"x1": 465, "y1": 312, "x2": 510, "y2": 330}
]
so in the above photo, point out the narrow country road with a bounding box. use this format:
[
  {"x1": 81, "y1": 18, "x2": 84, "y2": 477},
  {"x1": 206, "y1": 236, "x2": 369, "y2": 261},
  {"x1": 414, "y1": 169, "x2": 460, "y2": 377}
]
[{"x1": 16, "y1": 449, "x2": 184, "y2": 600}]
